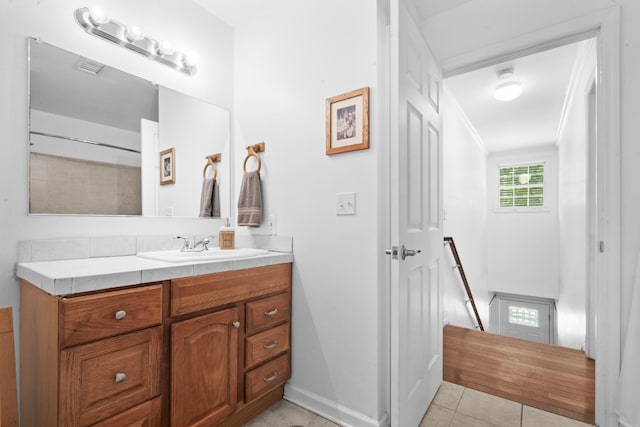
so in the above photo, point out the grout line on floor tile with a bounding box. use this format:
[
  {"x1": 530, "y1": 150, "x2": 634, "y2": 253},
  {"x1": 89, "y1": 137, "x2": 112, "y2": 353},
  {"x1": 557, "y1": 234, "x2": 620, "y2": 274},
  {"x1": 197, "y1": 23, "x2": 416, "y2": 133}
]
[{"x1": 455, "y1": 386, "x2": 466, "y2": 413}]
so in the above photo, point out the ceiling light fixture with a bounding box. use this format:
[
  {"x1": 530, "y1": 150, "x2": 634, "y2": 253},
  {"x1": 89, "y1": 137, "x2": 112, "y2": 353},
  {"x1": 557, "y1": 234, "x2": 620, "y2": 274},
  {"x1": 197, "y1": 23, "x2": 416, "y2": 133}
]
[
  {"x1": 494, "y1": 68, "x2": 523, "y2": 101},
  {"x1": 74, "y1": 7, "x2": 197, "y2": 76}
]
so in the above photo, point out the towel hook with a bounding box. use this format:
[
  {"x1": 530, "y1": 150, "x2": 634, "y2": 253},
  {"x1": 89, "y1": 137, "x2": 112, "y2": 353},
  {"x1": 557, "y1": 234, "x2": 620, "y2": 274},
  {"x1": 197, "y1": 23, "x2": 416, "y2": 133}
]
[
  {"x1": 243, "y1": 142, "x2": 265, "y2": 174},
  {"x1": 203, "y1": 153, "x2": 221, "y2": 180}
]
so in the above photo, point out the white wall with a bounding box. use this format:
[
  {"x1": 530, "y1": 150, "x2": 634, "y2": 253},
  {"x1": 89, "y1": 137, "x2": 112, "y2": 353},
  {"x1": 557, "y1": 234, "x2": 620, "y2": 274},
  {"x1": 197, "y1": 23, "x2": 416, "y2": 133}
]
[
  {"x1": 157, "y1": 87, "x2": 231, "y2": 218},
  {"x1": 231, "y1": 2, "x2": 384, "y2": 425},
  {"x1": 0, "y1": 0, "x2": 233, "y2": 397},
  {"x1": 442, "y1": 91, "x2": 489, "y2": 329},
  {"x1": 556, "y1": 41, "x2": 596, "y2": 350},
  {"x1": 487, "y1": 147, "x2": 560, "y2": 300}
]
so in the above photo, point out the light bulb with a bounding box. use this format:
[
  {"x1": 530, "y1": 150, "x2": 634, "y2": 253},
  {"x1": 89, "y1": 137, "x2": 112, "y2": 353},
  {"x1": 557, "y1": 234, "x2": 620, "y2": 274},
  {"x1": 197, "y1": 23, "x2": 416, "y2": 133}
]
[
  {"x1": 494, "y1": 81, "x2": 523, "y2": 102},
  {"x1": 125, "y1": 25, "x2": 145, "y2": 42},
  {"x1": 184, "y1": 51, "x2": 200, "y2": 67},
  {"x1": 157, "y1": 41, "x2": 175, "y2": 56},
  {"x1": 88, "y1": 7, "x2": 109, "y2": 26}
]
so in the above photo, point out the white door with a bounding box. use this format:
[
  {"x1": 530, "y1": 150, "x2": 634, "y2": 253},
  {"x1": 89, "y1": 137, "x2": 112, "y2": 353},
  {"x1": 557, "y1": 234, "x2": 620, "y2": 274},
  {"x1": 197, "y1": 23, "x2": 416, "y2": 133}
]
[
  {"x1": 389, "y1": 1, "x2": 444, "y2": 426},
  {"x1": 141, "y1": 119, "x2": 159, "y2": 216}
]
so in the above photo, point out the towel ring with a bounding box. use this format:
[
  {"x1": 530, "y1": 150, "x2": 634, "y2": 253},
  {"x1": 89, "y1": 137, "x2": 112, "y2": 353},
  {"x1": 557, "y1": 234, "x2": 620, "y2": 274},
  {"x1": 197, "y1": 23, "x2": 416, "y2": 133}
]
[
  {"x1": 203, "y1": 161, "x2": 218, "y2": 180},
  {"x1": 243, "y1": 143, "x2": 264, "y2": 174},
  {"x1": 243, "y1": 150, "x2": 261, "y2": 174}
]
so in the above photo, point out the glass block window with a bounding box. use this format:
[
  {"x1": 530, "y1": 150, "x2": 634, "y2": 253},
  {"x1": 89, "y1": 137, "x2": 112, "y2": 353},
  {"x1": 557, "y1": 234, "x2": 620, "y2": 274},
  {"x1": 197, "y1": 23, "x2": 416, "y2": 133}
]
[
  {"x1": 508, "y1": 306, "x2": 539, "y2": 327},
  {"x1": 499, "y1": 163, "x2": 544, "y2": 208}
]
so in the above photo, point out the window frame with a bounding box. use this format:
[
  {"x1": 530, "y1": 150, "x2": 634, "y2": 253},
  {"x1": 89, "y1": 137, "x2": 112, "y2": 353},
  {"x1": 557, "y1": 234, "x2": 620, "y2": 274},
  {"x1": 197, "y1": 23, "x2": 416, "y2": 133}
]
[{"x1": 495, "y1": 160, "x2": 548, "y2": 213}]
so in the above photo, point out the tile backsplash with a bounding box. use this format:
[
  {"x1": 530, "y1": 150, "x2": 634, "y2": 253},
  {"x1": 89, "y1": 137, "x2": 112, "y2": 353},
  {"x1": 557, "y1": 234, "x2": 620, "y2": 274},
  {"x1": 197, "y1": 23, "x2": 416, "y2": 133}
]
[{"x1": 17, "y1": 234, "x2": 293, "y2": 263}]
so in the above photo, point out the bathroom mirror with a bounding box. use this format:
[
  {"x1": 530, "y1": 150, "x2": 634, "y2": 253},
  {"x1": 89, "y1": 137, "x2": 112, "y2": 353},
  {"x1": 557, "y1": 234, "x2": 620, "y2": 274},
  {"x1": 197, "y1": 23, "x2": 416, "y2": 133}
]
[{"x1": 28, "y1": 38, "x2": 230, "y2": 218}]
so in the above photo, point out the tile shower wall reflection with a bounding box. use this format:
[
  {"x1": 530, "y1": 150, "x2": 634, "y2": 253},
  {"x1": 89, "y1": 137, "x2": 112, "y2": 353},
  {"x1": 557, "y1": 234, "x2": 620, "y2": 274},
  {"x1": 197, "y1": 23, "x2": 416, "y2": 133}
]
[{"x1": 29, "y1": 153, "x2": 141, "y2": 215}]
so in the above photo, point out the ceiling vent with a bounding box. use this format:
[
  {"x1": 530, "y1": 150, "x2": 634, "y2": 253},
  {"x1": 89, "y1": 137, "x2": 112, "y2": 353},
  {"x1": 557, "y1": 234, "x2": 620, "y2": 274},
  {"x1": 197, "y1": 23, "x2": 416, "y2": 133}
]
[{"x1": 73, "y1": 57, "x2": 105, "y2": 76}]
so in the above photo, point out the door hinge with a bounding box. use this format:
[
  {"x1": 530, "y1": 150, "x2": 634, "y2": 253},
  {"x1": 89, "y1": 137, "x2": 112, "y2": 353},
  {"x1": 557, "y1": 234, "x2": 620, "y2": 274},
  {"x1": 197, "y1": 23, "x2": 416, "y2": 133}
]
[{"x1": 599, "y1": 241, "x2": 605, "y2": 253}]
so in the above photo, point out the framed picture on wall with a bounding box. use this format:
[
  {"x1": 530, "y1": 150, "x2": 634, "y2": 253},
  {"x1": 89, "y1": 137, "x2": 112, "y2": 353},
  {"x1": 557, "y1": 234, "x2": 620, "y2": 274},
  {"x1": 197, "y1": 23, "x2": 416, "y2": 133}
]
[
  {"x1": 160, "y1": 147, "x2": 176, "y2": 185},
  {"x1": 326, "y1": 87, "x2": 370, "y2": 155}
]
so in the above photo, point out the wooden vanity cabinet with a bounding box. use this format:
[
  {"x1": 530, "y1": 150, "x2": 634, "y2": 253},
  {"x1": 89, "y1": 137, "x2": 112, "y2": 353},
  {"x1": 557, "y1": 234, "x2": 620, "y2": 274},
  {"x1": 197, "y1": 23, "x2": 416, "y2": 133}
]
[
  {"x1": 170, "y1": 263, "x2": 292, "y2": 427},
  {"x1": 20, "y1": 262, "x2": 292, "y2": 427},
  {"x1": 20, "y1": 282, "x2": 164, "y2": 427}
]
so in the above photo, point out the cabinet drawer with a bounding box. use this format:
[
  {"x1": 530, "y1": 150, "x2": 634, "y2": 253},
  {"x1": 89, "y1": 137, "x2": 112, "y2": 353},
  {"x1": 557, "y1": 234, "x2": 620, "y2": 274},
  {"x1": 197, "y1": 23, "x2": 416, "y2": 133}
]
[
  {"x1": 171, "y1": 263, "x2": 291, "y2": 316},
  {"x1": 245, "y1": 353, "x2": 290, "y2": 403},
  {"x1": 245, "y1": 292, "x2": 290, "y2": 334},
  {"x1": 91, "y1": 397, "x2": 161, "y2": 427},
  {"x1": 60, "y1": 285, "x2": 162, "y2": 348},
  {"x1": 60, "y1": 327, "x2": 162, "y2": 426},
  {"x1": 245, "y1": 323, "x2": 290, "y2": 369}
]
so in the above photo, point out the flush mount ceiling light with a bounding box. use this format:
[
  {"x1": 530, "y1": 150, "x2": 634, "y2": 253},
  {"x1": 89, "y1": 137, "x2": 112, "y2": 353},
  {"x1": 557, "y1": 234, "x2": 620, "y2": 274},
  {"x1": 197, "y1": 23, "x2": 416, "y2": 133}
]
[
  {"x1": 74, "y1": 6, "x2": 197, "y2": 75},
  {"x1": 494, "y1": 68, "x2": 523, "y2": 101}
]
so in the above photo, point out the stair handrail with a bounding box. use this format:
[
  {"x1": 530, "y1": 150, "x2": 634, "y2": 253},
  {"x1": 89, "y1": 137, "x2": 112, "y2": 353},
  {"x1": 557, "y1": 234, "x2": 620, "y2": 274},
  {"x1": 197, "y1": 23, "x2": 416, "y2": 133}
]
[{"x1": 444, "y1": 236, "x2": 484, "y2": 331}]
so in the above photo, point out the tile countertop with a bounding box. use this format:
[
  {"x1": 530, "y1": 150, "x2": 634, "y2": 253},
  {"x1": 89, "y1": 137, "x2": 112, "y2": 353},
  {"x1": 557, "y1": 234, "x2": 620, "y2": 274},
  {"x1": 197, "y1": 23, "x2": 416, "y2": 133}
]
[{"x1": 16, "y1": 251, "x2": 294, "y2": 296}]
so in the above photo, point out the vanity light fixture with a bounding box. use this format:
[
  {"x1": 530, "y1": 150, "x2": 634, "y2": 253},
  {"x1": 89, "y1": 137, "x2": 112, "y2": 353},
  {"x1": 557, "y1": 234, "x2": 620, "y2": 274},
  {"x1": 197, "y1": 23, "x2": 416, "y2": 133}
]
[
  {"x1": 494, "y1": 68, "x2": 523, "y2": 102},
  {"x1": 125, "y1": 25, "x2": 145, "y2": 42},
  {"x1": 74, "y1": 6, "x2": 197, "y2": 75},
  {"x1": 157, "y1": 41, "x2": 175, "y2": 56}
]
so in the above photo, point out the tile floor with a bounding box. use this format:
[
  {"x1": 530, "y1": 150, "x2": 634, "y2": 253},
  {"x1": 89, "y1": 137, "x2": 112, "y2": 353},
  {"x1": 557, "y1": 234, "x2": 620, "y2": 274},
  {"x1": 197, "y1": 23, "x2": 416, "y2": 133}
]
[
  {"x1": 244, "y1": 382, "x2": 593, "y2": 427},
  {"x1": 421, "y1": 382, "x2": 594, "y2": 427}
]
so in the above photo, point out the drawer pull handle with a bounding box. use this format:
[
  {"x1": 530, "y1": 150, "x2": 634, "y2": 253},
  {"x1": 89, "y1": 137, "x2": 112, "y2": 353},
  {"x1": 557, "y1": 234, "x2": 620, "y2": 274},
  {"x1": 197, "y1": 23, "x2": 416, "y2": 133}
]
[
  {"x1": 263, "y1": 340, "x2": 279, "y2": 350},
  {"x1": 115, "y1": 310, "x2": 127, "y2": 320},
  {"x1": 232, "y1": 321, "x2": 241, "y2": 329},
  {"x1": 263, "y1": 372, "x2": 279, "y2": 382},
  {"x1": 264, "y1": 308, "x2": 279, "y2": 316},
  {"x1": 114, "y1": 372, "x2": 127, "y2": 383}
]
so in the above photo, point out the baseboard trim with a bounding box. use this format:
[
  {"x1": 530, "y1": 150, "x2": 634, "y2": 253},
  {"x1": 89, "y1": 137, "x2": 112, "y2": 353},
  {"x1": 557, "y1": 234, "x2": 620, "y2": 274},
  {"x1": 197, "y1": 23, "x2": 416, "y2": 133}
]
[{"x1": 284, "y1": 383, "x2": 388, "y2": 427}]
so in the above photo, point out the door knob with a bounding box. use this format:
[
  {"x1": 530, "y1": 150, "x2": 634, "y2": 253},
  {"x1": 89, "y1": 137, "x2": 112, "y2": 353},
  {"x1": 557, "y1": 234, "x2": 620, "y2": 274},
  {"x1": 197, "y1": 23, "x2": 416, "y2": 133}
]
[{"x1": 401, "y1": 244, "x2": 421, "y2": 260}]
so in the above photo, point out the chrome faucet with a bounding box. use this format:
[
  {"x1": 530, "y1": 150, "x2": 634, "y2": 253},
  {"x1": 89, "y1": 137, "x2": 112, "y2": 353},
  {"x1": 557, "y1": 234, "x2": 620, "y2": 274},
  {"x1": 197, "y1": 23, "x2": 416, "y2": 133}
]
[{"x1": 176, "y1": 235, "x2": 212, "y2": 252}]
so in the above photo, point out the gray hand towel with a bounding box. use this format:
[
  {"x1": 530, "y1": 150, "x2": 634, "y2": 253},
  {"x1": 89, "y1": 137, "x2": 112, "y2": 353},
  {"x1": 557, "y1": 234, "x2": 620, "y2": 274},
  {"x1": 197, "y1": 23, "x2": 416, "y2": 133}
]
[
  {"x1": 199, "y1": 177, "x2": 214, "y2": 217},
  {"x1": 212, "y1": 179, "x2": 220, "y2": 218},
  {"x1": 237, "y1": 171, "x2": 262, "y2": 226}
]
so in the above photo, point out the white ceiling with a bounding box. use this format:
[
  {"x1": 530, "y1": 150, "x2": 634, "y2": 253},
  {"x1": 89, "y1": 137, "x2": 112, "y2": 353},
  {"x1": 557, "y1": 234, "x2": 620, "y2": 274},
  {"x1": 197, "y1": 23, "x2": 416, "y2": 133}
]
[
  {"x1": 408, "y1": 0, "x2": 597, "y2": 153},
  {"x1": 30, "y1": 41, "x2": 158, "y2": 132},
  {"x1": 192, "y1": 0, "x2": 266, "y2": 27},
  {"x1": 444, "y1": 41, "x2": 587, "y2": 153},
  {"x1": 414, "y1": 0, "x2": 474, "y2": 20}
]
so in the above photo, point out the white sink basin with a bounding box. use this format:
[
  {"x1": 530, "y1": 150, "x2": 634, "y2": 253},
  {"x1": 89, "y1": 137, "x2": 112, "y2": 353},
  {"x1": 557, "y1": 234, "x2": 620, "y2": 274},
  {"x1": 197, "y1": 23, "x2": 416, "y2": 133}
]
[{"x1": 136, "y1": 247, "x2": 269, "y2": 263}]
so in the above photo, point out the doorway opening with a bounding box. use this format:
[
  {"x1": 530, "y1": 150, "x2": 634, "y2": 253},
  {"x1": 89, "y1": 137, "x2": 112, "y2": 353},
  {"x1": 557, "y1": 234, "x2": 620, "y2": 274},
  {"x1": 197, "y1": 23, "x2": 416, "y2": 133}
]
[{"x1": 441, "y1": 36, "x2": 596, "y2": 353}]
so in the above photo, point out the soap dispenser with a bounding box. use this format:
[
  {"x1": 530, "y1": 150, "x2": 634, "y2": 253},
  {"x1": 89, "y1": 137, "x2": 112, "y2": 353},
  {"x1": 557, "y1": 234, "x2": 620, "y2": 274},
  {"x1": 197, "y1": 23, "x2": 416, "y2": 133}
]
[{"x1": 219, "y1": 218, "x2": 235, "y2": 250}]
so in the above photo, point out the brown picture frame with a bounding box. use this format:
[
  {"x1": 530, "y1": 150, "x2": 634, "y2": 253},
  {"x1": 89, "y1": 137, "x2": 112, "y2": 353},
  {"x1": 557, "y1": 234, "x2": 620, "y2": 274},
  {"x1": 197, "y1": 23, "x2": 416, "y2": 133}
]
[
  {"x1": 160, "y1": 147, "x2": 175, "y2": 185},
  {"x1": 326, "y1": 87, "x2": 370, "y2": 155}
]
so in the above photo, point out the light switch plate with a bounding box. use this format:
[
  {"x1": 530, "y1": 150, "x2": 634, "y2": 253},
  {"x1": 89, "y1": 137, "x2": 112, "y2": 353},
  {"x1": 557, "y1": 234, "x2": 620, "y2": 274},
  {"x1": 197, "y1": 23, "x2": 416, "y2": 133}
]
[{"x1": 336, "y1": 192, "x2": 356, "y2": 215}]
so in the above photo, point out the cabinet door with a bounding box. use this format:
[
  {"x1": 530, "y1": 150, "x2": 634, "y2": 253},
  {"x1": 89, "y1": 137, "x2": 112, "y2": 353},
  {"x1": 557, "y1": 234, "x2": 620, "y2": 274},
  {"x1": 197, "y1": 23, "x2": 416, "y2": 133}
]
[
  {"x1": 171, "y1": 308, "x2": 239, "y2": 427},
  {"x1": 59, "y1": 327, "x2": 161, "y2": 426}
]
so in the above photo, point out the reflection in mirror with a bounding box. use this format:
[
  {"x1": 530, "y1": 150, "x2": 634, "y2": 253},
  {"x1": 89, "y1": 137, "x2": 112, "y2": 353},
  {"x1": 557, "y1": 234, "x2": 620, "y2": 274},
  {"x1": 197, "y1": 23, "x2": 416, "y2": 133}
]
[
  {"x1": 150, "y1": 87, "x2": 230, "y2": 217},
  {"x1": 28, "y1": 38, "x2": 231, "y2": 218}
]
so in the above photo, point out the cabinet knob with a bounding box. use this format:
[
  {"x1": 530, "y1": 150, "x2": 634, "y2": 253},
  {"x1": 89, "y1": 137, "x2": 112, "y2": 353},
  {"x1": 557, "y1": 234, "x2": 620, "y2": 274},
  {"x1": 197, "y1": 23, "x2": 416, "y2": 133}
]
[
  {"x1": 263, "y1": 340, "x2": 278, "y2": 350},
  {"x1": 114, "y1": 372, "x2": 127, "y2": 383},
  {"x1": 264, "y1": 308, "x2": 279, "y2": 316},
  {"x1": 232, "y1": 321, "x2": 240, "y2": 329},
  {"x1": 263, "y1": 372, "x2": 279, "y2": 383},
  {"x1": 115, "y1": 310, "x2": 127, "y2": 320}
]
